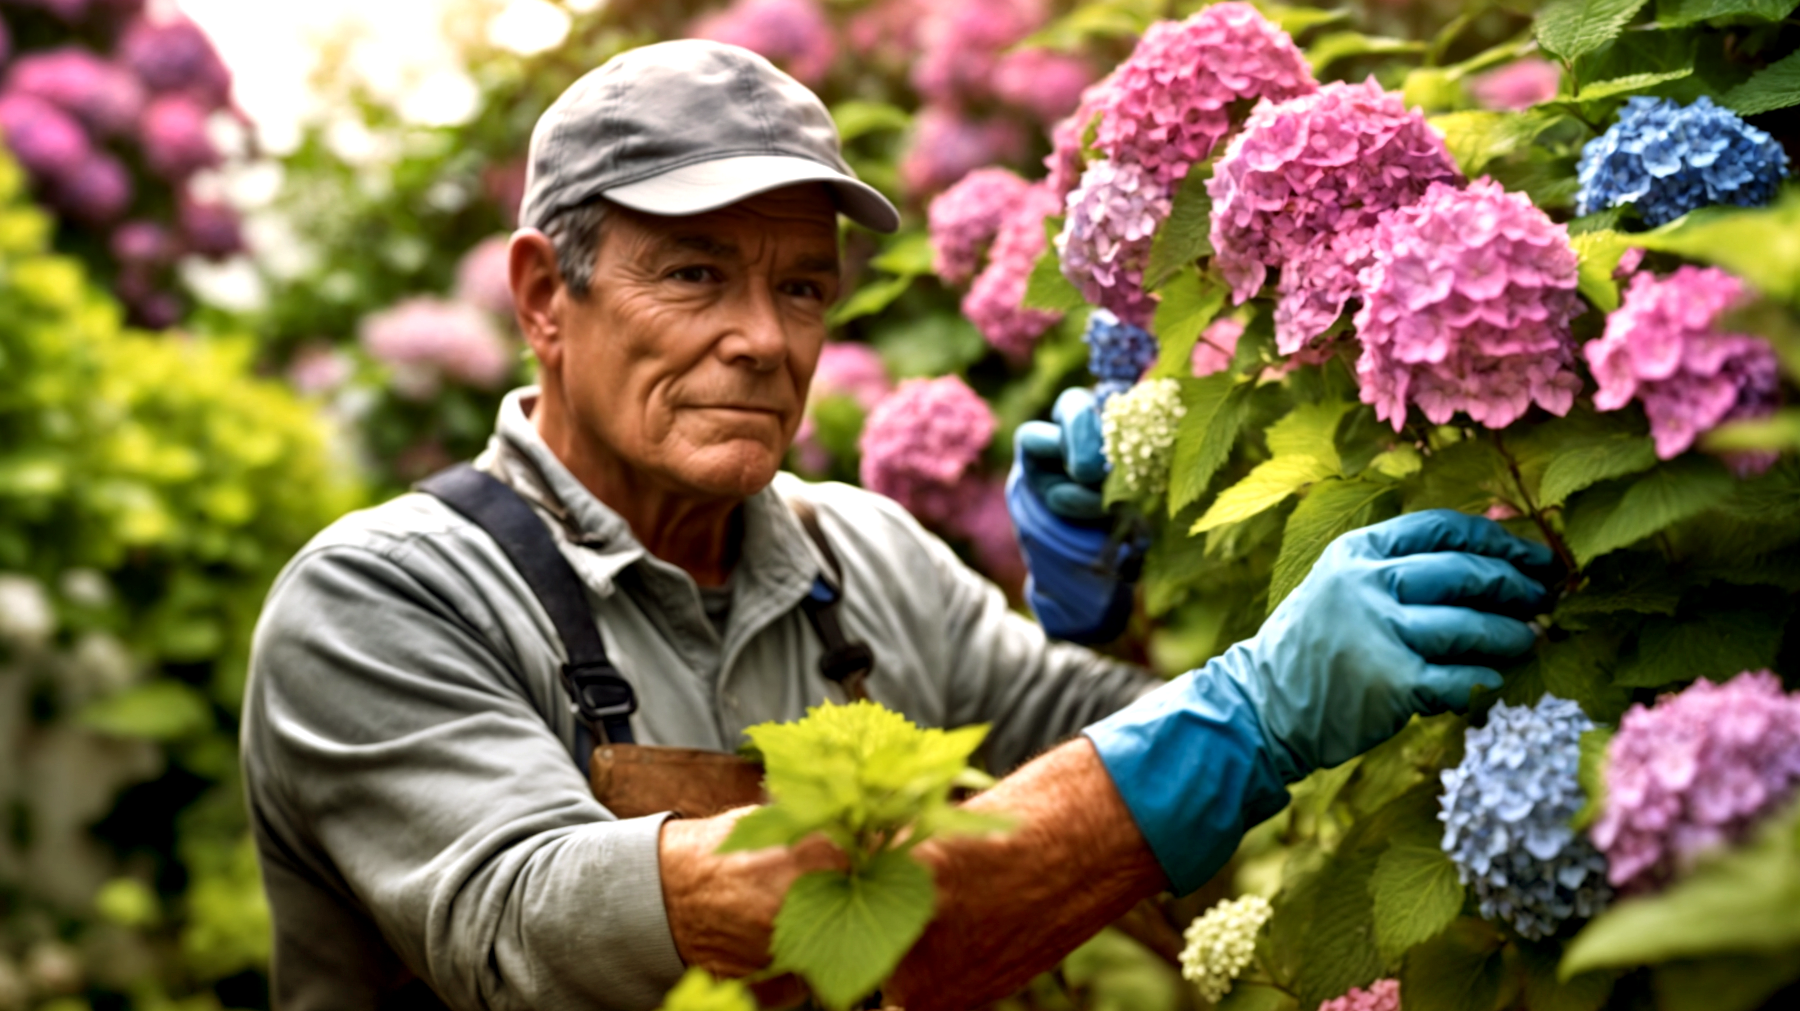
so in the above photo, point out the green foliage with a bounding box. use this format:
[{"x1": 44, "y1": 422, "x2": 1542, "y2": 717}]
[
  {"x1": 658, "y1": 968, "x2": 759, "y2": 1011},
  {"x1": 1144, "y1": 166, "x2": 1216, "y2": 292},
  {"x1": 1722, "y1": 49, "x2": 1800, "y2": 114},
  {"x1": 770, "y1": 851, "x2": 937, "y2": 1011},
  {"x1": 1369, "y1": 843, "x2": 1464, "y2": 963},
  {"x1": 1535, "y1": 0, "x2": 1650, "y2": 63},
  {"x1": 1562, "y1": 456, "x2": 1737, "y2": 565},
  {"x1": 1268, "y1": 479, "x2": 1398, "y2": 613},
  {"x1": 1149, "y1": 271, "x2": 1227, "y2": 377}
]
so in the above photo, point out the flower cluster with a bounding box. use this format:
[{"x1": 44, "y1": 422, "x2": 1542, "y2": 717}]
[
  {"x1": 1178, "y1": 895, "x2": 1272, "y2": 1003},
  {"x1": 928, "y1": 167, "x2": 1033, "y2": 284},
  {"x1": 1587, "y1": 266, "x2": 1781, "y2": 463},
  {"x1": 1319, "y1": 979, "x2": 1401, "y2": 1011},
  {"x1": 1594, "y1": 671, "x2": 1800, "y2": 894},
  {"x1": 1209, "y1": 79, "x2": 1463, "y2": 353},
  {"x1": 454, "y1": 236, "x2": 515, "y2": 318},
  {"x1": 689, "y1": 0, "x2": 837, "y2": 87},
  {"x1": 1577, "y1": 96, "x2": 1790, "y2": 227},
  {"x1": 1057, "y1": 159, "x2": 1169, "y2": 328},
  {"x1": 1354, "y1": 180, "x2": 1584, "y2": 430},
  {"x1": 910, "y1": 0, "x2": 1044, "y2": 108},
  {"x1": 1440, "y1": 696, "x2": 1613, "y2": 940},
  {"x1": 1045, "y1": 75, "x2": 1111, "y2": 197},
  {"x1": 1191, "y1": 316, "x2": 1245, "y2": 377},
  {"x1": 795, "y1": 342, "x2": 892, "y2": 473},
  {"x1": 1469, "y1": 59, "x2": 1560, "y2": 112},
  {"x1": 963, "y1": 182, "x2": 1064, "y2": 357},
  {"x1": 359, "y1": 297, "x2": 516, "y2": 401},
  {"x1": 991, "y1": 47, "x2": 1097, "y2": 126},
  {"x1": 899, "y1": 107, "x2": 1028, "y2": 197},
  {"x1": 859, "y1": 375, "x2": 997, "y2": 527},
  {"x1": 1092, "y1": 3, "x2": 1315, "y2": 187},
  {"x1": 1084, "y1": 308, "x2": 1158, "y2": 383},
  {"x1": 1101, "y1": 378, "x2": 1186, "y2": 500}
]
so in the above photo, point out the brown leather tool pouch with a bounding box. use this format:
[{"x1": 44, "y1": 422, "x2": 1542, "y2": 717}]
[{"x1": 589, "y1": 743, "x2": 767, "y2": 819}]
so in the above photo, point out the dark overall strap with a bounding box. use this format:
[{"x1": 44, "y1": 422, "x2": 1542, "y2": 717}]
[
  {"x1": 788, "y1": 497, "x2": 876, "y2": 702},
  {"x1": 416, "y1": 464, "x2": 637, "y2": 744}
]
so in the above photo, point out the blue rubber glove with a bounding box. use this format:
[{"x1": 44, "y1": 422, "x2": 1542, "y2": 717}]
[
  {"x1": 1007, "y1": 388, "x2": 1138, "y2": 643},
  {"x1": 1084, "y1": 510, "x2": 1553, "y2": 893}
]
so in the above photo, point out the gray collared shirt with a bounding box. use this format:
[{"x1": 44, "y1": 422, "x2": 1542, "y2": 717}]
[{"x1": 241, "y1": 389, "x2": 1156, "y2": 1011}]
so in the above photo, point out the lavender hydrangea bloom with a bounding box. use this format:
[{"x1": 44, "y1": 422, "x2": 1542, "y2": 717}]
[
  {"x1": 1057, "y1": 159, "x2": 1169, "y2": 328},
  {"x1": 0, "y1": 92, "x2": 92, "y2": 178},
  {"x1": 140, "y1": 93, "x2": 219, "y2": 179},
  {"x1": 1577, "y1": 96, "x2": 1789, "y2": 226},
  {"x1": 689, "y1": 0, "x2": 838, "y2": 87},
  {"x1": 1084, "y1": 308, "x2": 1158, "y2": 383},
  {"x1": 1440, "y1": 696, "x2": 1613, "y2": 940},
  {"x1": 1586, "y1": 266, "x2": 1781, "y2": 462},
  {"x1": 6, "y1": 48, "x2": 145, "y2": 136},
  {"x1": 54, "y1": 150, "x2": 131, "y2": 224},
  {"x1": 1093, "y1": 3, "x2": 1315, "y2": 187},
  {"x1": 964, "y1": 182, "x2": 1064, "y2": 357},
  {"x1": 1209, "y1": 79, "x2": 1463, "y2": 353},
  {"x1": 929, "y1": 167, "x2": 1033, "y2": 284},
  {"x1": 360, "y1": 297, "x2": 514, "y2": 400},
  {"x1": 1318, "y1": 979, "x2": 1400, "y2": 1011},
  {"x1": 120, "y1": 14, "x2": 232, "y2": 104},
  {"x1": 1354, "y1": 179, "x2": 1584, "y2": 430},
  {"x1": 859, "y1": 375, "x2": 996, "y2": 527},
  {"x1": 177, "y1": 196, "x2": 242, "y2": 259},
  {"x1": 1594, "y1": 671, "x2": 1800, "y2": 894}
]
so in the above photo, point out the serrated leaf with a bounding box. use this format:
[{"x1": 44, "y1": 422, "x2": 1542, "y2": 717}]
[
  {"x1": 1401, "y1": 918, "x2": 1508, "y2": 1011},
  {"x1": 1145, "y1": 166, "x2": 1214, "y2": 291},
  {"x1": 1022, "y1": 246, "x2": 1088, "y2": 312},
  {"x1": 1149, "y1": 269, "x2": 1225, "y2": 380},
  {"x1": 1168, "y1": 375, "x2": 1248, "y2": 515},
  {"x1": 1611, "y1": 606, "x2": 1788, "y2": 687},
  {"x1": 1540, "y1": 632, "x2": 1631, "y2": 723},
  {"x1": 1267, "y1": 400, "x2": 1355, "y2": 463},
  {"x1": 77, "y1": 681, "x2": 212, "y2": 741},
  {"x1": 1370, "y1": 844, "x2": 1465, "y2": 963},
  {"x1": 718, "y1": 804, "x2": 816, "y2": 853},
  {"x1": 1631, "y1": 192, "x2": 1800, "y2": 303},
  {"x1": 1561, "y1": 803, "x2": 1800, "y2": 976},
  {"x1": 1194, "y1": 455, "x2": 1339, "y2": 534},
  {"x1": 1655, "y1": 0, "x2": 1798, "y2": 26},
  {"x1": 1306, "y1": 32, "x2": 1425, "y2": 74},
  {"x1": 1429, "y1": 110, "x2": 1563, "y2": 177},
  {"x1": 770, "y1": 852, "x2": 935, "y2": 1010},
  {"x1": 1572, "y1": 726, "x2": 1613, "y2": 831},
  {"x1": 1537, "y1": 429, "x2": 1657, "y2": 507},
  {"x1": 1574, "y1": 66, "x2": 1694, "y2": 100},
  {"x1": 1296, "y1": 850, "x2": 1386, "y2": 1008},
  {"x1": 1561, "y1": 456, "x2": 1735, "y2": 566},
  {"x1": 1535, "y1": 0, "x2": 1650, "y2": 62},
  {"x1": 1407, "y1": 438, "x2": 1513, "y2": 514},
  {"x1": 1269, "y1": 479, "x2": 1397, "y2": 613},
  {"x1": 1722, "y1": 48, "x2": 1800, "y2": 115}
]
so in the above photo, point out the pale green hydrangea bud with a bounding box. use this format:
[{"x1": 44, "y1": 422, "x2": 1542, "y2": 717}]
[
  {"x1": 1101, "y1": 377, "x2": 1186, "y2": 500},
  {"x1": 1179, "y1": 894, "x2": 1272, "y2": 1003}
]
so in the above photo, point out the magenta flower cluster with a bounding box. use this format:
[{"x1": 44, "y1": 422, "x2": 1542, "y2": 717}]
[
  {"x1": 1354, "y1": 179, "x2": 1584, "y2": 430},
  {"x1": 1092, "y1": 2, "x2": 1314, "y2": 188},
  {"x1": 689, "y1": 0, "x2": 837, "y2": 87},
  {"x1": 359, "y1": 297, "x2": 515, "y2": 401},
  {"x1": 964, "y1": 182, "x2": 1064, "y2": 358},
  {"x1": 900, "y1": 106, "x2": 1028, "y2": 198},
  {"x1": 1587, "y1": 266, "x2": 1781, "y2": 463},
  {"x1": 1209, "y1": 78, "x2": 1463, "y2": 354},
  {"x1": 795, "y1": 341, "x2": 892, "y2": 474},
  {"x1": 928, "y1": 167, "x2": 1034, "y2": 284},
  {"x1": 1594, "y1": 671, "x2": 1800, "y2": 894},
  {"x1": 859, "y1": 375, "x2": 997, "y2": 527},
  {"x1": 1318, "y1": 979, "x2": 1400, "y2": 1011},
  {"x1": 1057, "y1": 159, "x2": 1169, "y2": 328},
  {"x1": 1469, "y1": 59, "x2": 1560, "y2": 112}
]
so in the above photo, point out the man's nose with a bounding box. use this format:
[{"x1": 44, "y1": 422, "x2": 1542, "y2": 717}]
[{"x1": 718, "y1": 284, "x2": 790, "y2": 370}]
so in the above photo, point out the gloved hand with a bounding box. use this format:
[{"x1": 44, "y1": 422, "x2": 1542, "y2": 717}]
[
  {"x1": 1007, "y1": 388, "x2": 1139, "y2": 644},
  {"x1": 1084, "y1": 510, "x2": 1552, "y2": 893}
]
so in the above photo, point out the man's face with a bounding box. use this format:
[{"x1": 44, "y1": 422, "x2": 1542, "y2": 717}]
[{"x1": 553, "y1": 185, "x2": 841, "y2": 500}]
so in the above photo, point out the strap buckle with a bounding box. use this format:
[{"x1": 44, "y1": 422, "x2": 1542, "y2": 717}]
[{"x1": 562, "y1": 660, "x2": 637, "y2": 723}]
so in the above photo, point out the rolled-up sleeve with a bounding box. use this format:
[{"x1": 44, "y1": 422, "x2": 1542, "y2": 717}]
[{"x1": 242, "y1": 540, "x2": 685, "y2": 1011}]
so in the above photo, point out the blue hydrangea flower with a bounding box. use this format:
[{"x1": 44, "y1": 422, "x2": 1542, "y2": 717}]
[
  {"x1": 1577, "y1": 96, "x2": 1789, "y2": 226},
  {"x1": 1439, "y1": 696, "x2": 1612, "y2": 940},
  {"x1": 1084, "y1": 308, "x2": 1159, "y2": 384}
]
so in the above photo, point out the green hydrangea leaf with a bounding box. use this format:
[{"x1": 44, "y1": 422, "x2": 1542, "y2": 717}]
[
  {"x1": 1268, "y1": 478, "x2": 1398, "y2": 614},
  {"x1": 656, "y1": 968, "x2": 759, "y2": 1011},
  {"x1": 1167, "y1": 374, "x2": 1248, "y2": 517},
  {"x1": 1722, "y1": 48, "x2": 1800, "y2": 115},
  {"x1": 77, "y1": 681, "x2": 213, "y2": 741},
  {"x1": 1611, "y1": 605, "x2": 1789, "y2": 688},
  {"x1": 1562, "y1": 456, "x2": 1735, "y2": 566},
  {"x1": 1653, "y1": 953, "x2": 1800, "y2": 1011},
  {"x1": 1149, "y1": 269, "x2": 1225, "y2": 378},
  {"x1": 1535, "y1": 0, "x2": 1650, "y2": 62},
  {"x1": 770, "y1": 852, "x2": 936, "y2": 1010},
  {"x1": 1144, "y1": 166, "x2": 1214, "y2": 292},
  {"x1": 1572, "y1": 726, "x2": 1614, "y2": 831},
  {"x1": 1023, "y1": 245, "x2": 1088, "y2": 313},
  {"x1": 1399, "y1": 917, "x2": 1509, "y2": 1011},
  {"x1": 1654, "y1": 0, "x2": 1798, "y2": 26},
  {"x1": 1370, "y1": 844, "x2": 1465, "y2": 963}
]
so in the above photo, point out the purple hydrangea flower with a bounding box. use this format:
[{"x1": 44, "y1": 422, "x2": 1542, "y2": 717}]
[
  {"x1": 54, "y1": 150, "x2": 131, "y2": 223},
  {"x1": 1586, "y1": 266, "x2": 1781, "y2": 462},
  {"x1": 928, "y1": 167, "x2": 1034, "y2": 284},
  {"x1": 360, "y1": 297, "x2": 515, "y2": 400},
  {"x1": 1084, "y1": 308, "x2": 1158, "y2": 383},
  {"x1": 1044, "y1": 74, "x2": 1111, "y2": 197},
  {"x1": 1594, "y1": 671, "x2": 1800, "y2": 894},
  {"x1": 140, "y1": 93, "x2": 219, "y2": 179},
  {"x1": 120, "y1": 14, "x2": 232, "y2": 104},
  {"x1": 1057, "y1": 159, "x2": 1170, "y2": 328},
  {"x1": 964, "y1": 181, "x2": 1064, "y2": 357},
  {"x1": 111, "y1": 219, "x2": 174, "y2": 265},
  {"x1": 177, "y1": 195, "x2": 242, "y2": 259},
  {"x1": 858, "y1": 375, "x2": 996, "y2": 527},
  {"x1": 1354, "y1": 179, "x2": 1584, "y2": 430},
  {"x1": 910, "y1": 0, "x2": 1044, "y2": 107},
  {"x1": 1440, "y1": 696, "x2": 1613, "y2": 940},
  {"x1": 1209, "y1": 78, "x2": 1463, "y2": 353},
  {"x1": 688, "y1": 0, "x2": 838, "y2": 87},
  {"x1": 1469, "y1": 59, "x2": 1561, "y2": 112},
  {"x1": 1577, "y1": 96, "x2": 1789, "y2": 227},
  {"x1": 1092, "y1": 3, "x2": 1315, "y2": 187},
  {"x1": 6, "y1": 48, "x2": 145, "y2": 136},
  {"x1": 454, "y1": 235, "x2": 514, "y2": 317},
  {"x1": 992, "y1": 47, "x2": 1095, "y2": 124},
  {"x1": 1319, "y1": 980, "x2": 1400, "y2": 1011},
  {"x1": 899, "y1": 105, "x2": 1027, "y2": 197},
  {"x1": 0, "y1": 91, "x2": 92, "y2": 178},
  {"x1": 795, "y1": 341, "x2": 893, "y2": 473}
]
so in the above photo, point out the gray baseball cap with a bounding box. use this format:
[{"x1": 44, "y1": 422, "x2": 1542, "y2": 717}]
[{"x1": 519, "y1": 39, "x2": 899, "y2": 234}]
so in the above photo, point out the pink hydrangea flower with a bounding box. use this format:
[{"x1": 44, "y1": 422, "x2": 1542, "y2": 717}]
[
  {"x1": 928, "y1": 167, "x2": 1033, "y2": 284},
  {"x1": 0, "y1": 91, "x2": 92, "y2": 178},
  {"x1": 360, "y1": 297, "x2": 515, "y2": 400},
  {"x1": 859, "y1": 375, "x2": 997, "y2": 527},
  {"x1": 993, "y1": 48, "x2": 1096, "y2": 124},
  {"x1": 1594, "y1": 671, "x2": 1800, "y2": 893},
  {"x1": 910, "y1": 0, "x2": 1045, "y2": 107},
  {"x1": 1057, "y1": 159, "x2": 1169, "y2": 328},
  {"x1": 1586, "y1": 266, "x2": 1781, "y2": 461},
  {"x1": 1045, "y1": 74, "x2": 1112, "y2": 197},
  {"x1": 54, "y1": 151, "x2": 132, "y2": 224},
  {"x1": 795, "y1": 341, "x2": 893, "y2": 472},
  {"x1": 140, "y1": 94, "x2": 219, "y2": 179},
  {"x1": 899, "y1": 106, "x2": 1028, "y2": 197},
  {"x1": 1209, "y1": 78, "x2": 1463, "y2": 352},
  {"x1": 287, "y1": 343, "x2": 355, "y2": 397},
  {"x1": 119, "y1": 14, "x2": 232, "y2": 104},
  {"x1": 455, "y1": 236, "x2": 515, "y2": 317},
  {"x1": 6, "y1": 48, "x2": 145, "y2": 136},
  {"x1": 1191, "y1": 316, "x2": 1245, "y2": 377},
  {"x1": 1092, "y1": 3, "x2": 1315, "y2": 187},
  {"x1": 965, "y1": 182, "x2": 1064, "y2": 357},
  {"x1": 111, "y1": 220, "x2": 175, "y2": 265},
  {"x1": 846, "y1": 0, "x2": 927, "y2": 65},
  {"x1": 1354, "y1": 179, "x2": 1584, "y2": 430},
  {"x1": 688, "y1": 0, "x2": 838, "y2": 87},
  {"x1": 1319, "y1": 979, "x2": 1400, "y2": 1011},
  {"x1": 1470, "y1": 59, "x2": 1561, "y2": 112}
]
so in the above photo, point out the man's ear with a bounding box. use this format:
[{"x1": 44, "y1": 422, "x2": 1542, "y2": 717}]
[{"x1": 510, "y1": 230, "x2": 565, "y2": 370}]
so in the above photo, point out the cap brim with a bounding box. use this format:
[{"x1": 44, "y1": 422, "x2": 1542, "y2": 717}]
[{"x1": 603, "y1": 154, "x2": 900, "y2": 234}]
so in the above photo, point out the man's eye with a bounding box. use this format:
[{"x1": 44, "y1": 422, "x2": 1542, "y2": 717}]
[
  {"x1": 784, "y1": 280, "x2": 827, "y2": 301},
  {"x1": 668, "y1": 266, "x2": 718, "y2": 283}
]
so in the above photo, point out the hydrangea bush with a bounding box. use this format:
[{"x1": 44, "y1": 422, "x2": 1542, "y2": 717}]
[{"x1": 1177, "y1": 894, "x2": 1272, "y2": 1003}]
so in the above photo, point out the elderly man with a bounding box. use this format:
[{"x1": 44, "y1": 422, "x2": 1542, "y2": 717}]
[{"x1": 243, "y1": 40, "x2": 1552, "y2": 1011}]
